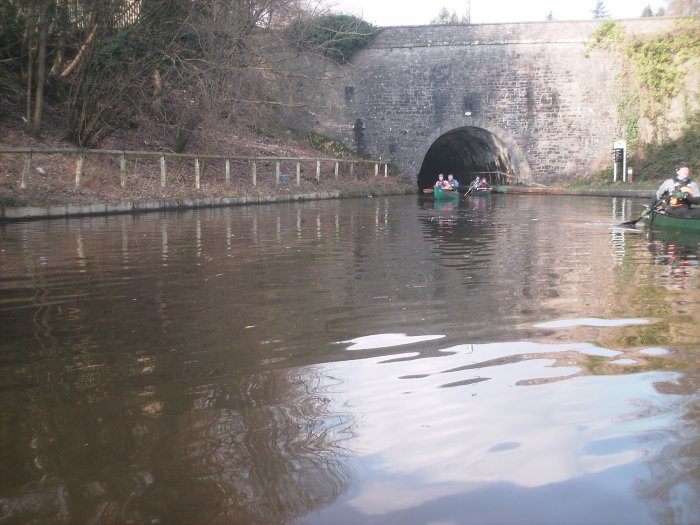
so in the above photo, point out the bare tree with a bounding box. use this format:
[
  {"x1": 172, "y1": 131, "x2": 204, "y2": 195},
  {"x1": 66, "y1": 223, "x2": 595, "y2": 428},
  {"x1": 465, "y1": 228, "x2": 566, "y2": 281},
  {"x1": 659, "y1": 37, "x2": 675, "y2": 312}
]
[
  {"x1": 666, "y1": 0, "x2": 700, "y2": 16},
  {"x1": 16, "y1": 0, "x2": 55, "y2": 136},
  {"x1": 2, "y1": 0, "x2": 369, "y2": 149}
]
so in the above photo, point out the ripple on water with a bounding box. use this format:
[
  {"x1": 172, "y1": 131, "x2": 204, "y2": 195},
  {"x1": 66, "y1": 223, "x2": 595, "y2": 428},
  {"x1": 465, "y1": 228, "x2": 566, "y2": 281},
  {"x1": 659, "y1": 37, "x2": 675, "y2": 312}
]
[
  {"x1": 304, "y1": 335, "x2": 685, "y2": 524},
  {"x1": 532, "y1": 317, "x2": 650, "y2": 329}
]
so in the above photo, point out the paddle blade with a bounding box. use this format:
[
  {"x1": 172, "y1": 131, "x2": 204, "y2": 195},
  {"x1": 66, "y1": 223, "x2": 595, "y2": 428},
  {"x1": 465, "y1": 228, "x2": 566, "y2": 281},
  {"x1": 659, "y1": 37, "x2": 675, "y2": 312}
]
[
  {"x1": 618, "y1": 207, "x2": 653, "y2": 227},
  {"x1": 618, "y1": 217, "x2": 643, "y2": 226}
]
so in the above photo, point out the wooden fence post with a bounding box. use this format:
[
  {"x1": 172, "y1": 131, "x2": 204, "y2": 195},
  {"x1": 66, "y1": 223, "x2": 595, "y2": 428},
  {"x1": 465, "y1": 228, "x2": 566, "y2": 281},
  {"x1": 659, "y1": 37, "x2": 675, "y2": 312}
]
[
  {"x1": 120, "y1": 152, "x2": 127, "y2": 187},
  {"x1": 195, "y1": 157, "x2": 201, "y2": 189},
  {"x1": 75, "y1": 152, "x2": 84, "y2": 187},
  {"x1": 160, "y1": 155, "x2": 167, "y2": 188},
  {"x1": 1, "y1": 148, "x2": 397, "y2": 197},
  {"x1": 21, "y1": 151, "x2": 32, "y2": 189}
]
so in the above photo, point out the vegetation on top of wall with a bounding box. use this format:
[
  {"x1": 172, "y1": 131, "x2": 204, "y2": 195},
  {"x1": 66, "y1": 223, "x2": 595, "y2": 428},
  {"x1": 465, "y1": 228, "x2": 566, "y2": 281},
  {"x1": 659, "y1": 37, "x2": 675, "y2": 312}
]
[
  {"x1": 571, "y1": 110, "x2": 700, "y2": 186},
  {"x1": 286, "y1": 15, "x2": 376, "y2": 63},
  {"x1": 588, "y1": 20, "x2": 625, "y2": 46},
  {"x1": 586, "y1": 18, "x2": 700, "y2": 154}
]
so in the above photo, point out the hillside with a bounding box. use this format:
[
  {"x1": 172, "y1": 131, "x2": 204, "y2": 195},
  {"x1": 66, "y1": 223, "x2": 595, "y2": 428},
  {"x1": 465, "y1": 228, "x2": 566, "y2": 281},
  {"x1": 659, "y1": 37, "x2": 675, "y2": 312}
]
[{"x1": 0, "y1": 103, "x2": 414, "y2": 208}]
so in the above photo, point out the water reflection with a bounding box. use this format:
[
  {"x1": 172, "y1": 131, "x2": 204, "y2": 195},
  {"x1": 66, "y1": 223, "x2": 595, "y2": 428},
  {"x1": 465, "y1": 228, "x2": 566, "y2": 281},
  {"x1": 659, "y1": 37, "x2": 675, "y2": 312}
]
[
  {"x1": 533, "y1": 317, "x2": 650, "y2": 329},
  {"x1": 1, "y1": 195, "x2": 700, "y2": 524},
  {"x1": 0, "y1": 370, "x2": 352, "y2": 524},
  {"x1": 646, "y1": 230, "x2": 700, "y2": 291},
  {"x1": 342, "y1": 333, "x2": 446, "y2": 350},
  {"x1": 307, "y1": 336, "x2": 689, "y2": 525}
]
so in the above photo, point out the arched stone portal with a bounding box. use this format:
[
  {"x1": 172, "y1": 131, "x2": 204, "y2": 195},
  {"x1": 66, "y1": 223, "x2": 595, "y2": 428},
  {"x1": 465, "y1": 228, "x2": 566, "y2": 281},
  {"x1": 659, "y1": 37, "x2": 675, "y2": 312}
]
[
  {"x1": 297, "y1": 19, "x2": 681, "y2": 185},
  {"x1": 416, "y1": 123, "x2": 532, "y2": 190}
]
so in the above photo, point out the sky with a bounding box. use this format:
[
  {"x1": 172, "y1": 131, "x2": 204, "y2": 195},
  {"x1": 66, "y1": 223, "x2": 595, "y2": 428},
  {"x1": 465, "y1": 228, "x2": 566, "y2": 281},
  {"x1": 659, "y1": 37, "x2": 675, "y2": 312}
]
[{"x1": 328, "y1": 0, "x2": 668, "y2": 26}]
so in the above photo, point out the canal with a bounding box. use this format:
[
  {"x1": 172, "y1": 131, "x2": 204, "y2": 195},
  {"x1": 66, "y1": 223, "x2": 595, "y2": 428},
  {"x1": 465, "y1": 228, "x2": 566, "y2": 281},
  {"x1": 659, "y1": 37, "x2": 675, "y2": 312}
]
[{"x1": 1, "y1": 194, "x2": 699, "y2": 524}]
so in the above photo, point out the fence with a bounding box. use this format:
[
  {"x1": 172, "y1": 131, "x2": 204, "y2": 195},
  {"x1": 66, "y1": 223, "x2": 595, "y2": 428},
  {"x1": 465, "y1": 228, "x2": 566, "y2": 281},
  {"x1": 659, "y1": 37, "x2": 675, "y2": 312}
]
[{"x1": 0, "y1": 147, "x2": 390, "y2": 191}]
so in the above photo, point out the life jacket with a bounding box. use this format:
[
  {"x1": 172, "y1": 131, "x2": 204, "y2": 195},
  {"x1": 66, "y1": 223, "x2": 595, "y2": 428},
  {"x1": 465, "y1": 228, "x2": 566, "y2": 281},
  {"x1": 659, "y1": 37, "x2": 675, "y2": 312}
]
[{"x1": 669, "y1": 179, "x2": 694, "y2": 207}]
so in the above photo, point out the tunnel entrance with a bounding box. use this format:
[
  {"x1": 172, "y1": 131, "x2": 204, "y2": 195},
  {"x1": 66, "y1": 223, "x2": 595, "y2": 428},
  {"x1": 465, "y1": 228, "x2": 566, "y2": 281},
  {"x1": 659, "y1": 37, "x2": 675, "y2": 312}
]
[{"x1": 416, "y1": 126, "x2": 516, "y2": 190}]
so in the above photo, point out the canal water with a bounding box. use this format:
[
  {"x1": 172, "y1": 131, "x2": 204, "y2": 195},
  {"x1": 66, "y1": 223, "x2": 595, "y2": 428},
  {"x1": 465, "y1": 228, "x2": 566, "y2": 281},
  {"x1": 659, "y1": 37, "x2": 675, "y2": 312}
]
[{"x1": 1, "y1": 194, "x2": 699, "y2": 525}]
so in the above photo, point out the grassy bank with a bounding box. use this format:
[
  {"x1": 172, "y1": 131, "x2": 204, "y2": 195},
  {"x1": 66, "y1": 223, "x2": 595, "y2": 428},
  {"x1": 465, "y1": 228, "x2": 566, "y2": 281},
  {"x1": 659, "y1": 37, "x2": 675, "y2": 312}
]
[{"x1": 571, "y1": 113, "x2": 700, "y2": 189}]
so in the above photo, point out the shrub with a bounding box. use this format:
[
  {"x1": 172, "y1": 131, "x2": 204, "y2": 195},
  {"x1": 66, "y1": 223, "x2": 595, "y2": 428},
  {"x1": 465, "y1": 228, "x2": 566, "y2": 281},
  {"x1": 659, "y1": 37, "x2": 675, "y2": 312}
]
[{"x1": 286, "y1": 14, "x2": 376, "y2": 63}]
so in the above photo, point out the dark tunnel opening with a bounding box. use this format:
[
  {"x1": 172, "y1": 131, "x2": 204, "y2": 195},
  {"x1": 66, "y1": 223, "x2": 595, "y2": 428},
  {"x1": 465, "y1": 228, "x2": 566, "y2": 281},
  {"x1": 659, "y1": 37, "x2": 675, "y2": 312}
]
[{"x1": 417, "y1": 126, "x2": 514, "y2": 190}]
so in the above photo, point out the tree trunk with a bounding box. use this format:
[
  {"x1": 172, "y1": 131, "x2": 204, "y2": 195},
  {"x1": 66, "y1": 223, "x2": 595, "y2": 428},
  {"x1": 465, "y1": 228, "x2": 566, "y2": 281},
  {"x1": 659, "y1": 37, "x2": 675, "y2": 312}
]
[
  {"x1": 30, "y1": 1, "x2": 54, "y2": 136},
  {"x1": 59, "y1": 23, "x2": 98, "y2": 79},
  {"x1": 171, "y1": 113, "x2": 200, "y2": 153},
  {"x1": 151, "y1": 69, "x2": 163, "y2": 114},
  {"x1": 25, "y1": 30, "x2": 33, "y2": 130}
]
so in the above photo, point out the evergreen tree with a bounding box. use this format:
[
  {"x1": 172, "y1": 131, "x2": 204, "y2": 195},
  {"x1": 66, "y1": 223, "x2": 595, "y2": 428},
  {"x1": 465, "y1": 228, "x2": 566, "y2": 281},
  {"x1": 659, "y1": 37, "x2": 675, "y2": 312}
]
[
  {"x1": 430, "y1": 6, "x2": 469, "y2": 24},
  {"x1": 592, "y1": 0, "x2": 610, "y2": 18}
]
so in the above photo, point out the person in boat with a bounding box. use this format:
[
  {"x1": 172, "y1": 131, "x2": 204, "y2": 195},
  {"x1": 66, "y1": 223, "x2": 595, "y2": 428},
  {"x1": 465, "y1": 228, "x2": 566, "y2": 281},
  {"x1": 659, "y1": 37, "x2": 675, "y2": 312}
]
[
  {"x1": 447, "y1": 174, "x2": 459, "y2": 191},
  {"x1": 652, "y1": 161, "x2": 700, "y2": 218},
  {"x1": 466, "y1": 176, "x2": 480, "y2": 193},
  {"x1": 435, "y1": 173, "x2": 450, "y2": 190},
  {"x1": 477, "y1": 177, "x2": 489, "y2": 189}
]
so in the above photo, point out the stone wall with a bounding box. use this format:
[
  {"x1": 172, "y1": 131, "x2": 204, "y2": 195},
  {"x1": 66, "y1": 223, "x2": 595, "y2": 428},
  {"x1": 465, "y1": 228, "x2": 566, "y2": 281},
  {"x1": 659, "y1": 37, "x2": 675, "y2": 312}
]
[{"x1": 296, "y1": 17, "x2": 684, "y2": 185}]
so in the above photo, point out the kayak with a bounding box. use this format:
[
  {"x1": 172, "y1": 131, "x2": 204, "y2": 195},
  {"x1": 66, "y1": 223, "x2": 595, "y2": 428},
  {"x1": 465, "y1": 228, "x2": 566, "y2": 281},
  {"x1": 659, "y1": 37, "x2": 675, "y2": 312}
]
[
  {"x1": 434, "y1": 186, "x2": 459, "y2": 199},
  {"x1": 642, "y1": 209, "x2": 700, "y2": 233}
]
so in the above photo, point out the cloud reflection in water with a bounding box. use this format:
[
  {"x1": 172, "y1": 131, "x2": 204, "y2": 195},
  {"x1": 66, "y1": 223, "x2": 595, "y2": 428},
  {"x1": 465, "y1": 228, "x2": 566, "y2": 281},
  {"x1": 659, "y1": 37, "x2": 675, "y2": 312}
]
[
  {"x1": 322, "y1": 335, "x2": 681, "y2": 520},
  {"x1": 341, "y1": 333, "x2": 446, "y2": 351},
  {"x1": 533, "y1": 317, "x2": 650, "y2": 329}
]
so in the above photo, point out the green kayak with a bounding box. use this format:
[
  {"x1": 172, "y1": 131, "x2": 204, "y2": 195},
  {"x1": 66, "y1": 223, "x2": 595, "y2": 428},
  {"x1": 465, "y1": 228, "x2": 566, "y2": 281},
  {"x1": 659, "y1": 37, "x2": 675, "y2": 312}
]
[
  {"x1": 643, "y1": 209, "x2": 700, "y2": 233},
  {"x1": 433, "y1": 186, "x2": 459, "y2": 199}
]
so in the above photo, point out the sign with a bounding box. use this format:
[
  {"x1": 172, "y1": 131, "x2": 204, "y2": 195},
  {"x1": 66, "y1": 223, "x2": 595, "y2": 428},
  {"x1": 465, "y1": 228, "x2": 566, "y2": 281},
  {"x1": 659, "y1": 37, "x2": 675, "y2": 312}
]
[{"x1": 612, "y1": 139, "x2": 627, "y2": 183}]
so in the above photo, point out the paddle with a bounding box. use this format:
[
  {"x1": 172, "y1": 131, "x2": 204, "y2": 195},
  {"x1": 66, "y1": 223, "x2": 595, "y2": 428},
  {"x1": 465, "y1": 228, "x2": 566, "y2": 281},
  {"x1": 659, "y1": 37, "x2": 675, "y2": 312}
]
[
  {"x1": 619, "y1": 201, "x2": 663, "y2": 226},
  {"x1": 464, "y1": 184, "x2": 475, "y2": 196}
]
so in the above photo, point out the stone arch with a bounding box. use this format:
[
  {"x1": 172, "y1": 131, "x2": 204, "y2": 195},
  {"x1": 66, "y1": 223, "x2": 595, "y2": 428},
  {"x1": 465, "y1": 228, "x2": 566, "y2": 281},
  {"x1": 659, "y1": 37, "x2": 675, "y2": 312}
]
[{"x1": 414, "y1": 117, "x2": 532, "y2": 190}]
